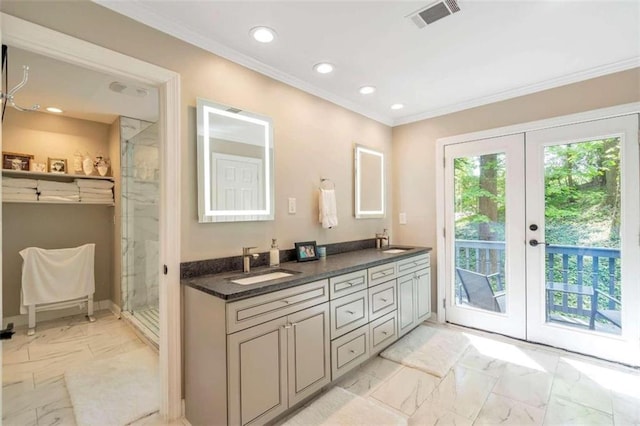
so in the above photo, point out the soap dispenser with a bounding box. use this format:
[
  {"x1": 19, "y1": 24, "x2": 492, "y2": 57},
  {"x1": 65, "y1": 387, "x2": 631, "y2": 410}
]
[{"x1": 269, "y1": 239, "x2": 280, "y2": 267}]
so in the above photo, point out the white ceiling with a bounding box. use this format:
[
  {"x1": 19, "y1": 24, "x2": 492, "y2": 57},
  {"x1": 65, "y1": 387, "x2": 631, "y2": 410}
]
[
  {"x1": 4, "y1": 46, "x2": 159, "y2": 124},
  {"x1": 95, "y1": 0, "x2": 640, "y2": 126}
]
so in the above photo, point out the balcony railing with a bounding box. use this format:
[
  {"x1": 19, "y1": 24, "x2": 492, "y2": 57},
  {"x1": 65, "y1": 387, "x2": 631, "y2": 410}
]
[{"x1": 454, "y1": 239, "x2": 621, "y2": 328}]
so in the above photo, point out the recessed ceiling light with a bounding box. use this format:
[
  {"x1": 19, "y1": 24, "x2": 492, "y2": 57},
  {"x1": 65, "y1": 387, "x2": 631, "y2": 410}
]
[
  {"x1": 359, "y1": 86, "x2": 376, "y2": 95},
  {"x1": 390, "y1": 103, "x2": 404, "y2": 110},
  {"x1": 250, "y1": 26, "x2": 276, "y2": 43},
  {"x1": 46, "y1": 107, "x2": 63, "y2": 113},
  {"x1": 313, "y1": 63, "x2": 334, "y2": 74}
]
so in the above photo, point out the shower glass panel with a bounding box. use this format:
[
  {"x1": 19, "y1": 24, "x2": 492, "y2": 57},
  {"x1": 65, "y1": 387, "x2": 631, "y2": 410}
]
[{"x1": 121, "y1": 117, "x2": 160, "y2": 342}]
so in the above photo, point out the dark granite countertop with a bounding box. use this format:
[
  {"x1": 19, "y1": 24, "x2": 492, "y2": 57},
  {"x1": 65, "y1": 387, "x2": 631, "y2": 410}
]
[{"x1": 181, "y1": 246, "x2": 431, "y2": 301}]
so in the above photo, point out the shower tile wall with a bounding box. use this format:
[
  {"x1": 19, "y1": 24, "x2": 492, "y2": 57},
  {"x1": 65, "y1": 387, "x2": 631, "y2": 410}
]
[{"x1": 120, "y1": 117, "x2": 160, "y2": 312}]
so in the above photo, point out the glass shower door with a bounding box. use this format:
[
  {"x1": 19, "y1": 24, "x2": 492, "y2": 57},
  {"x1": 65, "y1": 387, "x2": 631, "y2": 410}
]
[{"x1": 121, "y1": 119, "x2": 160, "y2": 341}]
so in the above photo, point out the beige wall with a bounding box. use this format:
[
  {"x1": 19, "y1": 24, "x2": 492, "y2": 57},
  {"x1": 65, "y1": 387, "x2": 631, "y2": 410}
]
[
  {"x1": 0, "y1": 1, "x2": 393, "y2": 263},
  {"x1": 392, "y1": 67, "x2": 640, "y2": 312},
  {"x1": 3, "y1": 108, "x2": 111, "y2": 173},
  {"x1": 1, "y1": 109, "x2": 116, "y2": 315}
]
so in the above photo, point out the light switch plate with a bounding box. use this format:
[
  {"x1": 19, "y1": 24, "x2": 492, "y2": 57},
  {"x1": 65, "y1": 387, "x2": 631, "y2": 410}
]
[
  {"x1": 288, "y1": 197, "x2": 296, "y2": 214},
  {"x1": 399, "y1": 212, "x2": 407, "y2": 225}
]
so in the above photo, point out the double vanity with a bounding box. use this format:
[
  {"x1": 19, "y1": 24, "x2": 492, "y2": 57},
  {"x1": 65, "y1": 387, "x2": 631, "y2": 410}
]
[{"x1": 183, "y1": 245, "x2": 431, "y2": 426}]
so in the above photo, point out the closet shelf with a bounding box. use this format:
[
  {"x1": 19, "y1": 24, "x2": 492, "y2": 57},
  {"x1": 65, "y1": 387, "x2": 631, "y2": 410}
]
[{"x1": 2, "y1": 169, "x2": 114, "y2": 182}]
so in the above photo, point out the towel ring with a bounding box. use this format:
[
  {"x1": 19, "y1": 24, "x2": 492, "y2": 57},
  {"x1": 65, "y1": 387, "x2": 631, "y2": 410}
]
[{"x1": 320, "y1": 178, "x2": 335, "y2": 190}]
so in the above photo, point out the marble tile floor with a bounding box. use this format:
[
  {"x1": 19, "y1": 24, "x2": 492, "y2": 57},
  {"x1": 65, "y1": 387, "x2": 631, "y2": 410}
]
[
  {"x1": 280, "y1": 322, "x2": 640, "y2": 425},
  {"x1": 2, "y1": 309, "x2": 184, "y2": 426}
]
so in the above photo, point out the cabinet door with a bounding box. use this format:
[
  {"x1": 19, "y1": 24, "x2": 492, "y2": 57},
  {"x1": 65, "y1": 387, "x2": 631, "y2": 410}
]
[
  {"x1": 228, "y1": 316, "x2": 288, "y2": 426},
  {"x1": 415, "y1": 268, "x2": 431, "y2": 323},
  {"x1": 287, "y1": 303, "x2": 331, "y2": 407},
  {"x1": 398, "y1": 274, "x2": 416, "y2": 337}
]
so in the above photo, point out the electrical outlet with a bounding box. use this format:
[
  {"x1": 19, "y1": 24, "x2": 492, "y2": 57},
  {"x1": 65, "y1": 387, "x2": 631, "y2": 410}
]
[
  {"x1": 288, "y1": 197, "x2": 296, "y2": 214},
  {"x1": 399, "y1": 212, "x2": 407, "y2": 225}
]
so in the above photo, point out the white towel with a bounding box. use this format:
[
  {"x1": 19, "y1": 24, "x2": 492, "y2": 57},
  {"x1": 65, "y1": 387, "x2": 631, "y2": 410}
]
[
  {"x1": 76, "y1": 179, "x2": 114, "y2": 189},
  {"x1": 3, "y1": 187, "x2": 38, "y2": 194},
  {"x1": 39, "y1": 195, "x2": 80, "y2": 202},
  {"x1": 19, "y1": 244, "x2": 95, "y2": 314},
  {"x1": 39, "y1": 189, "x2": 80, "y2": 197},
  {"x1": 3, "y1": 177, "x2": 38, "y2": 188},
  {"x1": 318, "y1": 188, "x2": 338, "y2": 229},
  {"x1": 79, "y1": 188, "x2": 113, "y2": 195},
  {"x1": 37, "y1": 180, "x2": 78, "y2": 191},
  {"x1": 4, "y1": 193, "x2": 38, "y2": 202},
  {"x1": 80, "y1": 193, "x2": 113, "y2": 200}
]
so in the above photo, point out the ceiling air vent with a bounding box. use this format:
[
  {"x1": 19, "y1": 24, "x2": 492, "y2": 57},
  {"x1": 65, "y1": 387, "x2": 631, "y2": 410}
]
[{"x1": 408, "y1": 0, "x2": 461, "y2": 29}]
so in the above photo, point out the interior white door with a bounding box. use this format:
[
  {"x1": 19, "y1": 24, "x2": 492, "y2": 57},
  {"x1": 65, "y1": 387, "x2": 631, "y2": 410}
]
[
  {"x1": 444, "y1": 134, "x2": 526, "y2": 339},
  {"x1": 525, "y1": 114, "x2": 640, "y2": 365},
  {"x1": 212, "y1": 153, "x2": 261, "y2": 221}
]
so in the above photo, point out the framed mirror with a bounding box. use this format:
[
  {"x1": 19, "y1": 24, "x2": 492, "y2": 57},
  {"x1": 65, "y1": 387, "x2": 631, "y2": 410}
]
[
  {"x1": 354, "y1": 144, "x2": 385, "y2": 219},
  {"x1": 197, "y1": 98, "x2": 274, "y2": 222}
]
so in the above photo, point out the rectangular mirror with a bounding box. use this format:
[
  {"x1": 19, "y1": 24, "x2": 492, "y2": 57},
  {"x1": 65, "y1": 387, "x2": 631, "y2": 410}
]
[
  {"x1": 354, "y1": 144, "x2": 385, "y2": 218},
  {"x1": 197, "y1": 98, "x2": 274, "y2": 222}
]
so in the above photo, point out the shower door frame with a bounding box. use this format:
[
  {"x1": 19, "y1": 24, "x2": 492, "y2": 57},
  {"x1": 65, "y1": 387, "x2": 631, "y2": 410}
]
[{"x1": 1, "y1": 14, "x2": 183, "y2": 420}]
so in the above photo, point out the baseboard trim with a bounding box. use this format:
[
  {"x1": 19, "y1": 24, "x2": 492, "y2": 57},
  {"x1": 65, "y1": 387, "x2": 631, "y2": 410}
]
[{"x1": 3, "y1": 299, "x2": 114, "y2": 327}]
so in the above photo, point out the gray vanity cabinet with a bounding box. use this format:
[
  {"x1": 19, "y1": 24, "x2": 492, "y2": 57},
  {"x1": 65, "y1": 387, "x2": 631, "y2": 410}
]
[
  {"x1": 398, "y1": 273, "x2": 416, "y2": 336},
  {"x1": 397, "y1": 254, "x2": 431, "y2": 337},
  {"x1": 227, "y1": 316, "x2": 288, "y2": 426},
  {"x1": 228, "y1": 302, "x2": 330, "y2": 426}
]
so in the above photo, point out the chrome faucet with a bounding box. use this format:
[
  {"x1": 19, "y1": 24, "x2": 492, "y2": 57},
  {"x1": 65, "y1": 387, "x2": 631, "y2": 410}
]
[
  {"x1": 375, "y1": 229, "x2": 389, "y2": 248},
  {"x1": 242, "y1": 247, "x2": 259, "y2": 273}
]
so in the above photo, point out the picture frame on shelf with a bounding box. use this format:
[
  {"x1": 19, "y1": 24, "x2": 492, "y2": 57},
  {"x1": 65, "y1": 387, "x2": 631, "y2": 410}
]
[
  {"x1": 295, "y1": 241, "x2": 319, "y2": 262},
  {"x1": 2, "y1": 152, "x2": 33, "y2": 171},
  {"x1": 48, "y1": 158, "x2": 68, "y2": 174}
]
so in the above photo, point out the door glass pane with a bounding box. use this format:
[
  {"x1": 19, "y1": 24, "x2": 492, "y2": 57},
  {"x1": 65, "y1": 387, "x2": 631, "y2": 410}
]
[
  {"x1": 454, "y1": 153, "x2": 507, "y2": 313},
  {"x1": 544, "y1": 138, "x2": 621, "y2": 335}
]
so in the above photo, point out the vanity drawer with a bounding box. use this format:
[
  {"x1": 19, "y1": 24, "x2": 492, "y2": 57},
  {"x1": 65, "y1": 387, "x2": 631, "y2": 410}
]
[
  {"x1": 330, "y1": 290, "x2": 369, "y2": 339},
  {"x1": 397, "y1": 254, "x2": 430, "y2": 277},
  {"x1": 331, "y1": 324, "x2": 369, "y2": 380},
  {"x1": 368, "y1": 262, "x2": 397, "y2": 287},
  {"x1": 368, "y1": 280, "x2": 397, "y2": 321},
  {"x1": 329, "y1": 270, "x2": 367, "y2": 300},
  {"x1": 226, "y1": 279, "x2": 329, "y2": 334},
  {"x1": 370, "y1": 311, "x2": 398, "y2": 354}
]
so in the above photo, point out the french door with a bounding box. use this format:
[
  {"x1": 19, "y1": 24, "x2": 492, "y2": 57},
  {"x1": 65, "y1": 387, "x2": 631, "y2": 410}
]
[{"x1": 443, "y1": 114, "x2": 640, "y2": 365}]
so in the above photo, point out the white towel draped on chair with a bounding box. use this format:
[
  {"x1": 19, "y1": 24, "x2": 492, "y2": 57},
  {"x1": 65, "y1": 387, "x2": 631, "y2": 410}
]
[{"x1": 19, "y1": 244, "x2": 96, "y2": 314}]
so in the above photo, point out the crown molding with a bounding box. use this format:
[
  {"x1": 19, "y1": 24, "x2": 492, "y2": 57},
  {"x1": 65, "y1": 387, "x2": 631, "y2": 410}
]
[
  {"x1": 93, "y1": 0, "x2": 394, "y2": 126},
  {"x1": 93, "y1": 1, "x2": 639, "y2": 129},
  {"x1": 393, "y1": 57, "x2": 640, "y2": 126}
]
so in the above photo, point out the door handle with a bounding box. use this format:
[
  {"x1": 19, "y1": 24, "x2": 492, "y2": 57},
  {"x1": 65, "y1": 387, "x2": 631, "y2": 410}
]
[{"x1": 529, "y1": 239, "x2": 549, "y2": 247}]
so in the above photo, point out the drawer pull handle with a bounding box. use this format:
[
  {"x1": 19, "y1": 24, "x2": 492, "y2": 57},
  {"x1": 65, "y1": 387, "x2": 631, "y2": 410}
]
[
  {"x1": 346, "y1": 310, "x2": 355, "y2": 315},
  {"x1": 282, "y1": 299, "x2": 290, "y2": 304},
  {"x1": 382, "y1": 331, "x2": 388, "y2": 336},
  {"x1": 349, "y1": 349, "x2": 356, "y2": 354},
  {"x1": 380, "y1": 298, "x2": 388, "y2": 303}
]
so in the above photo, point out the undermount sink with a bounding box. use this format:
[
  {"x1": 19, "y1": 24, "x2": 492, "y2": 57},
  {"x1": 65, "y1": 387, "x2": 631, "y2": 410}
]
[
  {"x1": 230, "y1": 269, "x2": 298, "y2": 285},
  {"x1": 382, "y1": 248, "x2": 409, "y2": 254}
]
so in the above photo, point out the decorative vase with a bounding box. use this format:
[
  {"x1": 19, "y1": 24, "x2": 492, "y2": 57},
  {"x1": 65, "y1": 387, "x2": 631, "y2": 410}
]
[
  {"x1": 97, "y1": 158, "x2": 109, "y2": 177},
  {"x1": 82, "y1": 156, "x2": 94, "y2": 176}
]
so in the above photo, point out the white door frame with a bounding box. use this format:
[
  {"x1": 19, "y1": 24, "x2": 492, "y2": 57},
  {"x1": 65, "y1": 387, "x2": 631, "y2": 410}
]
[
  {"x1": 1, "y1": 13, "x2": 183, "y2": 420},
  {"x1": 437, "y1": 101, "x2": 640, "y2": 325}
]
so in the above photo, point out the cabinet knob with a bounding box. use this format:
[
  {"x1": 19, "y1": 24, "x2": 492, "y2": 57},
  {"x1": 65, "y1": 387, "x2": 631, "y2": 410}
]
[
  {"x1": 382, "y1": 331, "x2": 388, "y2": 336},
  {"x1": 349, "y1": 349, "x2": 355, "y2": 354},
  {"x1": 346, "y1": 310, "x2": 355, "y2": 315},
  {"x1": 380, "y1": 298, "x2": 388, "y2": 303}
]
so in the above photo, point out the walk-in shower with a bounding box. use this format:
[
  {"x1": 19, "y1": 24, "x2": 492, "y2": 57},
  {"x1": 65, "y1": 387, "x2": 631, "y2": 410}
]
[{"x1": 120, "y1": 117, "x2": 160, "y2": 345}]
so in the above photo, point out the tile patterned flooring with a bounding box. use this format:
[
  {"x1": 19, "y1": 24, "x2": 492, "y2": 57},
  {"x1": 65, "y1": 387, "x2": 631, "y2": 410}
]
[
  {"x1": 283, "y1": 322, "x2": 640, "y2": 425},
  {"x1": 1, "y1": 310, "x2": 181, "y2": 426},
  {"x1": 5, "y1": 311, "x2": 640, "y2": 425}
]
